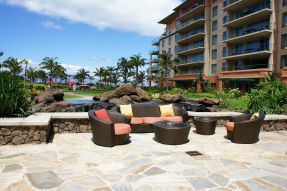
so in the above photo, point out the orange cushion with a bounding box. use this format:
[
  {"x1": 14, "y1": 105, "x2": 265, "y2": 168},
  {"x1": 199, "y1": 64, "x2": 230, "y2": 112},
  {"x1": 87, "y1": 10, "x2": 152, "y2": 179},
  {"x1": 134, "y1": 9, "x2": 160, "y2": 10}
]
[
  {"x1": 114, "y1": 123, "x2": 131, "y2": 135},
  {"x1": 226, "y1": 122, "x2": 234, "y2": 132},
  {"x1": 131, "y1": 117, "x2": 144, "y2": 124},
  {"x1": 161, "y1": 116, "x2": 183, "y2": 122},
  {"x1": 143, "y1": 117, "x2": 164, "y2": 124},
  {"x1": 94, "y1": 109, "x2": 112, "y2": 123}
]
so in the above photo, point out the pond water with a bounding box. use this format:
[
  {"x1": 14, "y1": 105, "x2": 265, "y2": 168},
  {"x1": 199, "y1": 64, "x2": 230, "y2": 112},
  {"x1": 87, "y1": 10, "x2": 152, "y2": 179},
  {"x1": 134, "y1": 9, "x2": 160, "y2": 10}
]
[{"x1": 65, "y1": 100, "x2": 97, "y2": 105}]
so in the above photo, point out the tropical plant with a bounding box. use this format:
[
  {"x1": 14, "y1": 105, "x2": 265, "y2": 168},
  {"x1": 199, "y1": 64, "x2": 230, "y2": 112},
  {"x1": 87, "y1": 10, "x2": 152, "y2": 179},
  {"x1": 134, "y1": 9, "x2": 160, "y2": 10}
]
[
  {"x1": 158, "y1": 51, "x2": 177, "y2": 88},
  {"x1": 94, "y1": 67, "x2": 105, "y2": 82},
  {"x1": 75, "y1": 68, "x2": 90, "y2": 84},
  {"x1": 0, "y1": 51, "x2": 3, "y2": 70},
  {"x1": 36, "y1": 70, "x2": 48, "y2": 84},
  {"x1": 129, "y1": 54, "x2": 146, "y2": 87},
  {"x1": 102, "y1": 67, "x2": 110, "y2": 85},
  {"x1": 88, "y1": 74, "x2": 94, "y2": 84},
  {"x1": 2, "y1": 57, "x2": 23, "y2": 77},
  {"x1": 40, "y1": 57, "x2": 59, "y2": 84},
  {"x1": 53, "y1": 64, "x2": 67, "y2": 83},
  {"x1": 106, "y1": 66, "x2": 115, "y2": 86},
  {"x1": 137, "y1": 71, "x2": 146, "y2": 87},
  {"x1": 0, "y1": 72, "x2": 31, "y2": 117},
  {"x1": 248, "y1": 73, "x2": 287, "y2": 114},
  {"x1": 117, "y1": 57, "x2": 132, "y2": 83},
  {"x1": 20, "y1": 59, "x2": 29, "y2": 85},
  {"x1": 27, "y1": 67, "x2": 37, "y2": 83}
]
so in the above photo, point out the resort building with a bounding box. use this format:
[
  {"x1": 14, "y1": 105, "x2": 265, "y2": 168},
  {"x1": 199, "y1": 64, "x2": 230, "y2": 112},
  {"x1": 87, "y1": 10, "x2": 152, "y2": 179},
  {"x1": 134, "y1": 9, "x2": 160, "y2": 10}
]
[{"x1": 148, "y1": 0, "x2": 287, "y2": 91}]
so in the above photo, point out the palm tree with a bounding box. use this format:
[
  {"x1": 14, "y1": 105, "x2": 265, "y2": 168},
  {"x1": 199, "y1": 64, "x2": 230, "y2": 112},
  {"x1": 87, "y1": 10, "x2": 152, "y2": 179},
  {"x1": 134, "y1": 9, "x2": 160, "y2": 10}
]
[
  {"x1": 158, "y1": 50, "x2": 178, "y2": 88},
  {"x1": 0, "y1": 51, "x2": 3, "y2": 71},
  {"x1": 53, "y1": 64, "x2": 66, "y2": 83},
  {"x1": 102, "y1": 68, "x2": 109, "y2": 86},
  {"x1": 36, "y1": 70, "x2": 48, "y2": 84},
  {"x1": 27, "y1": 67, "x2": 37, "y2": 83},
  {"x1": 40, "y1": 57, "x2": 59, "y2": 85},
  {"x1": 2, "y1": 57, "x2": 23, "y2": 77},
  {"x1": 94, "y1": 67, "x2": 105, "y2": 82},
  {"x1": 137, "y1": 71, "x2": 146, "y2": 87},
  {"x1": 20, "y1": 59, "x2": 29, "y2": 84},
  {"x1": 117, "y1": 57, "x2": 132, "y2": 83},
  {"x1": 75, "y1": 68, "x2": 90, "y2": 84},
  {"x1": 106, "y1": 66, "x2": 115, "y2": 86},
  {"x1": 88, "y1": 74, "x2": 94, "y2": 84},
  {"x1": 129, "y1": 54, "x2": 146, "y2": 87}
]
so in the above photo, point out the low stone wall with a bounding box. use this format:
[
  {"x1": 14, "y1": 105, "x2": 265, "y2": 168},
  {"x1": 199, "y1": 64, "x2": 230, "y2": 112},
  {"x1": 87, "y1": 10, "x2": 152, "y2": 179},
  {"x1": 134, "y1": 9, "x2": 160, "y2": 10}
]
[
  {"x1": 0, "y1": 126, "x2": 50, "y2": 145},
  {"x1": 263, "y1": 120, "x2": 287, "y2": 131},
  {"x1": 51, "y1": 119, "x2": 91, "y2": 134}
]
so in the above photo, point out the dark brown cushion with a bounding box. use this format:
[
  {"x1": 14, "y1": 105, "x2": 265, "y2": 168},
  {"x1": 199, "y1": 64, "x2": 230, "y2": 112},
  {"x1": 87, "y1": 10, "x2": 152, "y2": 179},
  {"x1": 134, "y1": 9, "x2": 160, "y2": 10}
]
[{"x1": 132, "y1": 104, "x2": 161, "y2": 117}]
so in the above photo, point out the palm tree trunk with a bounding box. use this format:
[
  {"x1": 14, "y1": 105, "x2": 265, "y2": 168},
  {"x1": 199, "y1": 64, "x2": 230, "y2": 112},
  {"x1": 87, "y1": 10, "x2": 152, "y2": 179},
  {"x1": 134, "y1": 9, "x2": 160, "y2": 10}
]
[{"x1": 135, "y1": 66, "x2": 138, "y2": 87}]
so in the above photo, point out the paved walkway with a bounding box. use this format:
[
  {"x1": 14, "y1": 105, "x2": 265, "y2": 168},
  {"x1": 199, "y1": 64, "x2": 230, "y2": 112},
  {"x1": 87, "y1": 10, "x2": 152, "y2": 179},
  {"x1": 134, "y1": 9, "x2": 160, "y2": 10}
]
[{"x1": 0, "y1": 128, "x2": 286, "y2": 191}]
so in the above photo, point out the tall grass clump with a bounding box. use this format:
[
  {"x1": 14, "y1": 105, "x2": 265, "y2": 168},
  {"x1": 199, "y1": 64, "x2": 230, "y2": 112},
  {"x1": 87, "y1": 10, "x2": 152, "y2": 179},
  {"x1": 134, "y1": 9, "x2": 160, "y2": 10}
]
[{"x1": 0, "y1": 72, "x2": 31, "y2": 117}]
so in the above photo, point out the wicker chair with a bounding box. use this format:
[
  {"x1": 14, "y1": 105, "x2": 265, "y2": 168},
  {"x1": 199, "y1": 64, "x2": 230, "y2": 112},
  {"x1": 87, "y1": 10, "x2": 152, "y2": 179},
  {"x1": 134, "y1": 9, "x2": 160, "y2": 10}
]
[
  {"x1": 226, "y1": 113, "x2": 265, "y2": 144},
  {"x1": 88, "y1": 110, "x2": 131, "y2": 147}
]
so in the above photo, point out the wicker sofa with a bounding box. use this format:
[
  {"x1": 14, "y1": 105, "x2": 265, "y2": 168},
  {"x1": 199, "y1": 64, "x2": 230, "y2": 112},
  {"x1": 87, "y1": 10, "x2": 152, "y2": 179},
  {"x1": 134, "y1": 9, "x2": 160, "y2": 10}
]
[
  {"x1": 226, "y1": 113, "x2": 265, "y2": 144},
  {"x1": 111, "y1": 104, "x2": 189, "y2": 133}
]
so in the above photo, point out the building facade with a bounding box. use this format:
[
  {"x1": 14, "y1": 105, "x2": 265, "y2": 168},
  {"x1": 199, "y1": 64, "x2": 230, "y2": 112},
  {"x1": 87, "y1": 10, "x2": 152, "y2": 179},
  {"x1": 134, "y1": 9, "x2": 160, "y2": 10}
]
[{"x1": 148, "y1": 0, "x2": 287, "y2": 91}]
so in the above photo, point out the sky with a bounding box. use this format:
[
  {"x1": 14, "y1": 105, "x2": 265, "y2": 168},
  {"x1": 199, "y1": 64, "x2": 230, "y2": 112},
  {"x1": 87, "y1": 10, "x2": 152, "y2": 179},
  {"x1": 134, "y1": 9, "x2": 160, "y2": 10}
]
[{"x1": 0, "y1": 0, "x2": 182, "y2": 75}]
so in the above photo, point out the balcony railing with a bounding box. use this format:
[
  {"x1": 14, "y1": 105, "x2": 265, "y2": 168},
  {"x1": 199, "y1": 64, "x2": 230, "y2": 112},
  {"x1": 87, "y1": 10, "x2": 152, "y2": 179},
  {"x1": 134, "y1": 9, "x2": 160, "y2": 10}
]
[
  {"x1": 180, "y1": 0, "x2": 204, "y2": 17},
  {"x1": 228, "y1": 44, "x2": 270, "y2": 56},
  {"x1": 225, "y1": 63, "x2": 269, "y2": 71},
  {"x1": 226, "y1": 24, "x2": 270, "y2": 40},
  {"x1": 224, "y1": 1, "x2": 271, "y2": 23},
  {"x1": 175, "y1": 69, "x2": 203, "y2": 75},
  {"x1": 223, "y1": 0, "x2": 240, "y2": 7},
  {"x1": 176, "y1": 28, "x2": 204, "y2": 42},
  {"x1": 152, "y1": 58, "x2": 159, "y2": 63},
  {"x1": 152, "y1": 38, "x2": 160, "y2": 45},
  {"x1": 150, "y1": 64, "x2": 159, "y2": 71},
  {"x1": 176, "y1": 41, "x2": 204, "y2": 54},
  {"x1": 176, "y1": 14, "x2": 205, "y2": 30}
]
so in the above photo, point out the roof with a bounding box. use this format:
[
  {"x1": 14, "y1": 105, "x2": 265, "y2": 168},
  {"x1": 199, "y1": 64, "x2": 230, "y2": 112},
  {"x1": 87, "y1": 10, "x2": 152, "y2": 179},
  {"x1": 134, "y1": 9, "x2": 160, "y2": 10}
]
[
  {"x1": 173, "y1": 0, "x2": 195, "y2": 11},
  {"x1": 159, "y1": 12, "x2": 176, "y2": 24}
]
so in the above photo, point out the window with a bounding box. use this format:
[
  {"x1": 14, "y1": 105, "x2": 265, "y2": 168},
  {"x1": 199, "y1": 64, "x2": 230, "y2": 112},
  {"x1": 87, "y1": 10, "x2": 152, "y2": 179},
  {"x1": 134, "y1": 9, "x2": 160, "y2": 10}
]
[
  {"x1": 168, "y1": 36, "x2": 172, "y2": 45},
  {"x1": 212, "y1": 20, "x2": 218, "y2": 31},
  {"x1": 222, "y1": 47, "x2": 227, "y2": 57},
  {"x1": 212, "y1": 49, "x2": 217, "y2": 59},
  {"x1": 222, "y1": 62, "x2": 228, "y2": 71},
  {"x1": 212, "y1": 35, "x2": 217, "y2": 45},
  {"x1": 222, "y1": 31, "x2": 227, "y2": 41},
  {"x1": 168, "y1": 48, "x2": 171, "y2": 55},
  {"x1": 282, "y1": 34, "x2": 287, "y2": 49},
  {"x1": 223, "y1": 16, "x2": 228, "y2": 24},
  {"x1": 284, "y1": 0, "x2": 287, "y2": 6},
  {"x1": 212, "y1": 6, "x2": 218, "y2": 17},
  {"x1": 283, "y1": 13, "x2": 287, "y2": 27},
  {"x1": 162, "y1": 39, "x2": 165, "y2": 48},
  {"x1": 282, "y1": 55, "x2": 287, "y2": 68},
  {"x1": 211, "y1": 64, "x2": 217, "y2": 74}
]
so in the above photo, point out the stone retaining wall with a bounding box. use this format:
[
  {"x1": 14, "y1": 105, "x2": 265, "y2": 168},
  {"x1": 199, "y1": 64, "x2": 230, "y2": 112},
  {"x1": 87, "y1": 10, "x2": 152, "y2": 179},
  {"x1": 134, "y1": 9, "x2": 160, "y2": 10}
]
[
  {"x1": 0, "y1": 126, "x2": 50, "y2": 145},
  {"x1": 51, "y1": 119, "x2": 91, "y2": 134}
]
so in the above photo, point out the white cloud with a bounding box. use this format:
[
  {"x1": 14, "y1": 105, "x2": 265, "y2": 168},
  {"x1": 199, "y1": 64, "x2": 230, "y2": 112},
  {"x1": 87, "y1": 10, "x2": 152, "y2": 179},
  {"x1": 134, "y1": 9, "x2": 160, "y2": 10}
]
[
  {"x1": 60, "y1": 63, "x2": 95, "y2": 75},
  {"x1": 41, "y1": 20, "x2": 62, "y2": 30},
  {"x1": 2, "y1": 0, "x2": 181, "y2": 36}
]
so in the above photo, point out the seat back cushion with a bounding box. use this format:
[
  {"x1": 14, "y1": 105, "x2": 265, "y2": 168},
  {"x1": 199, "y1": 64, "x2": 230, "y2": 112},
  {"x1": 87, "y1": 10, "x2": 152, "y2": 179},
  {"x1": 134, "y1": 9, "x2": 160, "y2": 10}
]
[
  {"x1": 161, "y1": 116, "x2": 183, "y2": 122},
  {"x1": 114, "y1": 123, "x2": 131, "y2": 135},
  {"x1": 132, "y1": 104, "x2": 161, "y2": 117},
  {"x1": 159, "y1": 104, "x2": 175, "y2": 117},
  {"x1": 119, "y1": 104, "x2": 133, "y2": 117},
  {"x1": 94, "y1": 109, "x2": 112, "y2": 123}
]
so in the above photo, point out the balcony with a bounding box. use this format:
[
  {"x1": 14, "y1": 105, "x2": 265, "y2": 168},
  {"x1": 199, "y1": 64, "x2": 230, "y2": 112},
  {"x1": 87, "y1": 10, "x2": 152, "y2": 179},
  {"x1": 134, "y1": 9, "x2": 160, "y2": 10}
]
[
  {"x1": 150, "y1": 64, "x2": 159, "y2": 72},
  {"x1": 176, "y1": 14, "x2": 205, "y2": 33},
  {"x1": 176, "y1": 41, "x2": 205, "y2": 56},
  {"x1": 219, "y1": 68, "x2": 271, "y2": 79},
  {"x1": 151, "y1": 47, "x2": 160, "y2": 55},
  {"x1": 152, "y1": 38, "x2": 160, "y2": 46},
  {"x1": 224, "y1": 46, "x2": 271, "y2": 60},
  {"x1": 176, "y1": 28, "x2": 205, "y2": 44},
  {"x1": 223, "y1": 27, "x2": 271, "y2": 44},
  {"x1": 177, "y1": 1, "x2": 205, "y2": 21},
  {"x1": 152, "y1": 58, "x2": 159, "y2": 63},
  {"x1": 223, "y1": 4, "x2": 272, "y2": 28},
  {"x1": 223, "y1": 0, "x2": 266, "y2": 11}
]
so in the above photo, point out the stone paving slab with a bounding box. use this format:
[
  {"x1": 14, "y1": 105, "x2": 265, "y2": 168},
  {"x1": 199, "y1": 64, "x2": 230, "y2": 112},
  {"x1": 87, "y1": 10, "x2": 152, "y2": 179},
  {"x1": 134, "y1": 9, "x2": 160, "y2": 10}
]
[{"x1": 0, "y1": 128, "x2": 286, "y2": 190}]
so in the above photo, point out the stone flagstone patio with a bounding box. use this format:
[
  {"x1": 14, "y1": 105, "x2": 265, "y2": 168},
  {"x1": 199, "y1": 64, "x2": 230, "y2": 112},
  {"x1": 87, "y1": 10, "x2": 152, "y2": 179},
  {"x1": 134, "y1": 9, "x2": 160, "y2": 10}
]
[{"x1": 0, "y1": 128, "x2": 286, "y2": 191}]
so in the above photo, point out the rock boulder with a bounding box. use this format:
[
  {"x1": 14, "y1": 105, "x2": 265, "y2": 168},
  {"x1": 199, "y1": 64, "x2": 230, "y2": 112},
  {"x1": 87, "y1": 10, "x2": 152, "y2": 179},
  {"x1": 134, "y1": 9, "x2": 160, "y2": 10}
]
[
  {"x1": 135, "y1": 87, "x2": 150, "y2": 101},
  {"x1": 160, "y1": 93, "x2": 184, "y2": 103}
]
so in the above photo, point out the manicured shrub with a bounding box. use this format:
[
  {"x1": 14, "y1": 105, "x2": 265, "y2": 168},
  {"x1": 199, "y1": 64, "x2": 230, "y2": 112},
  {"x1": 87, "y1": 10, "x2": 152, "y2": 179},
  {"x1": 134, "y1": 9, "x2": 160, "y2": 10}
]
[
  {"x1": 0, "y1": 72, "x2": 31, "y2": 117},
  {"x1": 219, "y1": 95, "x2": 249, "y2": 112}
]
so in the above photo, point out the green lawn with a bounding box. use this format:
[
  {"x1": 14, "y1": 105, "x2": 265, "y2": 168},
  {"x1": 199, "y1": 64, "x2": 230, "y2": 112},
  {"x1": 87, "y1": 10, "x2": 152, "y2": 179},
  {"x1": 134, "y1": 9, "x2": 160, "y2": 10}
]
[
  {"x1": 76, "y1": 90, "x2": 109, "y2": 96},
  {"x1": 64, "y1": 94, "x2": 84, "y2": 100}
]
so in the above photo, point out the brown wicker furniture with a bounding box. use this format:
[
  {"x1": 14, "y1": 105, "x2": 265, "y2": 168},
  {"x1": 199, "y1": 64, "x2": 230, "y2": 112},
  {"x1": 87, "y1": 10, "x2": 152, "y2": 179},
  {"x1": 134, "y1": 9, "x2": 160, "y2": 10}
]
[
  {"x1": 112, "y1": 104, "x2": 188, "y2": 133},
  {"x1": 226, "y1": 113, "x2": 265, "y2": 144},
  {"x1": 153, "y1": 121, "x2": 191, "y2": 145},
  {"x1": 88, "y1": 109, "x2": 131, "y2": 147},
  {"x1": 193, "y1": 117, "x2": 217, "y2": 135}
]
